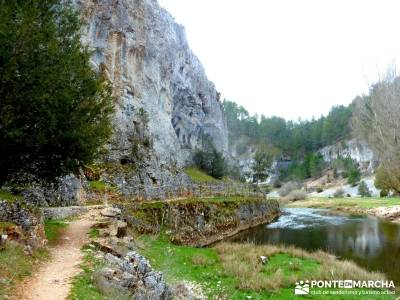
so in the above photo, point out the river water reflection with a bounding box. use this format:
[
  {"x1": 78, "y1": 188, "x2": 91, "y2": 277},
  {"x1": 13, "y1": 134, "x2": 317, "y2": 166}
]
[{"x1": 230, "y1": 208, "x2": 400, "y2": 284}]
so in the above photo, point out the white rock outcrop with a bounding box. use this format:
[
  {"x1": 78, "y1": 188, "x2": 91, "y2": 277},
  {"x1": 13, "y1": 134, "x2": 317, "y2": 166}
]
[{"x1": 319, "y1": 139, "x2": 377, "y2": 173}]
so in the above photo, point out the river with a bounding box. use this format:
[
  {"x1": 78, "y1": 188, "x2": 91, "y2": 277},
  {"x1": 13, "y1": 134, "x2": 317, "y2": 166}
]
[{"x1": 230, "y1": 208, "x2": 400, "y2": 284}]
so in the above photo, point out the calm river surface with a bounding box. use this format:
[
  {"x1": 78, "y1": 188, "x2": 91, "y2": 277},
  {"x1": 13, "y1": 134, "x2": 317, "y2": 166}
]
[{"x1": 230, "y1": 208, "x2": 400, "y2": 284}]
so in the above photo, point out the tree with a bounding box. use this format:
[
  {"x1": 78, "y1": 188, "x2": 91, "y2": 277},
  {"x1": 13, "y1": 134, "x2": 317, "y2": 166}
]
[
  {"x1": 347, "y1": 169, "x2": 361, "y2": 186},
  {"x1": 252, "y1": 149, "x2": 273, "y2": 182},
  {"x1": 0, "y1": 0, "x2": 114, "y2": 183},
  {"x1": 209, "y1": 150, "x2": 226, "y2": 179},
  {"x1": 358, "y1": 181, "x2": 371, "y2": 197},
  {"x1": 193, "y1": 148, "x2": 226, "y2": 180},
  {"x1": 352, "y1": 69, "x2": 400, "y2": 193}
]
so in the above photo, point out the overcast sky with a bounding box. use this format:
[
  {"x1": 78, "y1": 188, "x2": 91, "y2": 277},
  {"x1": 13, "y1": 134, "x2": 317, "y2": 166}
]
[{"x1": 158, "y1": 0, "x2": 400, "y2": 120}]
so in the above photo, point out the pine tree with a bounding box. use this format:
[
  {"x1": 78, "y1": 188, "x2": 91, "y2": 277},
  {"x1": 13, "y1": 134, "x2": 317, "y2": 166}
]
[{"x1": 0, "y1": 0, "x2": 114, "y2": 183}]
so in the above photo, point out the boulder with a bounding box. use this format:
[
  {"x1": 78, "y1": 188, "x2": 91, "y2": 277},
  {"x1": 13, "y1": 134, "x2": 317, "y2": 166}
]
[{"x1": 101, "y1": 207, "x2": 121, "y2": 218}]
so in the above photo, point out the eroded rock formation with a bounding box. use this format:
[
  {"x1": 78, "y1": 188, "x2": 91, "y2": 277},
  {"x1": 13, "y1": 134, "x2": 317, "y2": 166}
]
[{"x1": 76, "y1": 0, "x2": 228, "y2": 170}]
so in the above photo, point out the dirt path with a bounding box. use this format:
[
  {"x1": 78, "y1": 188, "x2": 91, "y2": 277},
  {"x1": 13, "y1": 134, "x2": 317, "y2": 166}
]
[{"x1": 15, "y1": 215, "x2": 94, "y2": 300}]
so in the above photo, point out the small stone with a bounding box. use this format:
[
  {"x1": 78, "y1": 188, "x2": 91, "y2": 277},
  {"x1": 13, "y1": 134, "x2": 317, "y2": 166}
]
[
  {"x1": 144, "y1": 274, "x2": 158, "y2": 288},
  {"x1": 105, "y1": 253, "x2": 124, "y2": 267},
  {"x1": 100, "y1": 267, "x2": 117, "y2": 280},
  {"x1": 101, "y1": 207, "x2": 121, "y2": 217},
  {"x1": 260, "y1": 255, "x2": 268, "y2": 265},
  {"x1": 138, "y1": 259, "x2": 151, "y2": 274},
  {"x1": 116, "y1": 221, "x2": 127, "y2": 238},
  {"x1": 120, "y1": 272, "x2": 137, "y2": 287}
]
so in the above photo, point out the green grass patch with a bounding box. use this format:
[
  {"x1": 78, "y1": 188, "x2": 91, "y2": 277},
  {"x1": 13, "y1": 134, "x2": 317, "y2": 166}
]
[
  {"x1": 88, "y1": 228, "x2": 100, "y2": 239},
  {"x1": 68, "y1": 246, "x2": 106, "y2": 300},
  {"x1": 0, "y1": 189, "x2": 23, "y2": 202},
  {"x1": 137, "y1": 234, "x2": 394, "y2": 300},
  {"x1": 139, "y1": 195, "x2": 271, "y2": 208},
  {"x1": 0, "y1": 244, "x2": 49, "y2": 298},
  {"x1": 44, "y1": 219, "x2": 68, "y2": 245},
  {"x1": 184, "y1": 167, "x2": 220, "y2": 184},
  {"x1": 0, "y1": 221, "x2": 16, "y2": 232},
  {"x1": 288, "y1": 197, "x2": 400, "y2": 211}
]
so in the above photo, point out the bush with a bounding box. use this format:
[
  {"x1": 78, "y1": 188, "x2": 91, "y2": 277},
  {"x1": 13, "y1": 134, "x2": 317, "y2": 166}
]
[
  {"x1": 278, "y1": 181, "x2": 301, "y2": 197},
  {"x1": 0, "y1": 0, "x2": 114, "y2": 183},
  {"x1": 347, "y1": 169, "x2": 361, "y2": 186},
  {"x1": 358, "y1": 181, "x2": 371, "y2": 197},
  {"x1": 316, "y1": 187, "x2": 324, "y2": 193},
  {"x1": 193, "y1": 148, "x2": 226, "y2": 180},
  {"x1": 286, "y1": 189, "x2": 307, "y2": 201},
  {"x1": 333, "y1": 188, "x2": 345, "y2": 198},
  {"x1": 380, "y1": 189, "x2": 389, "y2": 197},
  {"x1": 273, "y1": 180, "x2": 282, "y2": 188}
]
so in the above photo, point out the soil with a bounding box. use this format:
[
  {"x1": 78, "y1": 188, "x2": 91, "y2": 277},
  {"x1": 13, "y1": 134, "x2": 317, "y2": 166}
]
[{"x1": 14, "y1": 212, "x2": 97, "y2": 300}]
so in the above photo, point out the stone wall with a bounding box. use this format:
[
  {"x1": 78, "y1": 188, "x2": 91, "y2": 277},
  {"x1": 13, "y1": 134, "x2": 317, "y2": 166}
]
[
  {"x1": 0, "y1": 200, "x2": 46, "y2": 250},
  {"x1": 122, "y1": 198, "x2": 280, "y2": 247}
]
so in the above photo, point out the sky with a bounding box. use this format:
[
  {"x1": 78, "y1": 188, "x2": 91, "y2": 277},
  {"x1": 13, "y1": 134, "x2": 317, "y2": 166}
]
[{"x1": 158, "y1": 0, "x2": 400, "y2": 120}]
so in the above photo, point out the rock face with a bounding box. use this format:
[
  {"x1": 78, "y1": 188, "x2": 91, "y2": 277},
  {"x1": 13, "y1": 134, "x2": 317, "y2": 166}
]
[
  {"x1": 0, "y1": 200, "x2": 47, "y2": 250},
  {"x1": 319, "y1": 139, "x2": 378, "y2": 173},
  {"x1": 21, "y1": 174, "x2": 86, "y2": 207},
  {"x1": 75, "y1": 0, "x2": 228, "y2": 170},
  {"x1": 99, "y1": 251, "x2": 172, "y2": 299}
]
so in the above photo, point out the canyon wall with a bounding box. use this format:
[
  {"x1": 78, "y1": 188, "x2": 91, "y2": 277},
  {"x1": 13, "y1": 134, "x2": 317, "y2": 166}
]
[{"x1": 75, "y1": 0, "x2": 228, "y2": 178}]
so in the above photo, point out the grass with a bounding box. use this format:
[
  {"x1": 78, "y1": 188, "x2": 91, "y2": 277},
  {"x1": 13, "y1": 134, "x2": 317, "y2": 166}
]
[
  {"x1": 44, "y1": 219, "x2": 68, "y2": 245},
  {"x1": 288, "y1": 197, "x2": 400, "y2": 212},
  {"x1": 88, "y1": 180, "x2": 114, "y2": 192},
  {"x1": 0, "y1": 243, "x2": 49, "y2": 298},
  {"x1": 0, "y1": 189, "x2": 23, "y2": 202},
  {"x1": 138, "y1": 234, "x2": 394, "y2": 299},
  {"x1": 68, "y1": 245, "x2": 106, "y2": 300},
  {"x1": 140, "y1": 195, "x2": 271, "y2": 208},
  {"x1": 184, "y1": 167, "x2": 220, "y2": 184},
  {"x1": 69, "y1": 245, "x2": 131, "y2": 300},
  {"x1": 88, "y1": 228, "x2": 100, "y2": 239}
]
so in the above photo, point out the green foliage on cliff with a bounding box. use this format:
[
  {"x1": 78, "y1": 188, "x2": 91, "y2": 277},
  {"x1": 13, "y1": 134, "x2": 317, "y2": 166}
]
[
  {"x1": 223, "y1": 100, "x2": 352, "y2": 157},
  {"x1": 184, "y1": 167, "x2": 220, "y2": 183},
  {"x1": 252, "y1": 149, "x2": 273, "y2": 182},
  {"x1": 224, "y1": 100, "x2": 353, "y2": 180},
  {"x1": 0, "y1": 0, "x2": 114, "y2": 183},
  {"x1": 358, "y1": 181, "x2": 371, "y2": 197},
  {"x1": 193, "y1": 148, "x2": 226, "y2": 179}
]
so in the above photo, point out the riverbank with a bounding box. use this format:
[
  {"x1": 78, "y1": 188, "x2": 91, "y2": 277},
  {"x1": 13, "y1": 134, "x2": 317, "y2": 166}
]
[
  {"x1": 122, "y1": 196, "x2": 280, "y2": 247},
  {"x1": 287, "y1": 197, "x2": 400, "y2": 222},
  {"x1": 137, "y1": 234, "x2": 394, "y2": 299}
]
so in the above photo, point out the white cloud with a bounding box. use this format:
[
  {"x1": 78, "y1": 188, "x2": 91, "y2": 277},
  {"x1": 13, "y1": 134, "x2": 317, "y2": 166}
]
[{"x1": 159, "y1": 0, "x2": 400, "y2": 120}]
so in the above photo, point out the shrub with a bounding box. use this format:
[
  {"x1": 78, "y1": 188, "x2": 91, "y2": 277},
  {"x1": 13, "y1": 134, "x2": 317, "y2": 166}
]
[
  {"x1": 316, "y1": 187, "x2": 324, "y2": 193},
  {"x1": 193, "y1": 148, "x2": 226, "y2": 180},
  {"x1": 358, "y1": 181, "x2": 371, "y2": 197},
  {"x1": 347, "y1": 169, "x2": 361, "y2": 186},
  {"x1": 0, "y1": 0, "x2": 114, "y2": 183},
  {"x1": 374, "y1": 166, "x2": 392, "y2": 192},
  {"x1": 278, "y1": 181, "x2": 301, "y2": 197},
  {"x1": 333, "y1": 188, "x2": 345, "y2": 198},
  {"x1": 380, "y1": 189, "x2": 389, "y2": 197},
  {"x1": 251, "y1": 149, "x2": 273, "y2": 183},
  {"x1": 286, "y1": 189, "x2": 307, "y2": 201}
]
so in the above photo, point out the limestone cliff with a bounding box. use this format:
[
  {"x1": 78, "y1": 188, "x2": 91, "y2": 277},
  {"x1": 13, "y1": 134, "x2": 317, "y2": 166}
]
[
  {"x1": 318, "y1": 139, "x2": 378, "y2": 174},
  {"x1": 76, "y1": 0, "x2": 228, "y2": 172}
]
